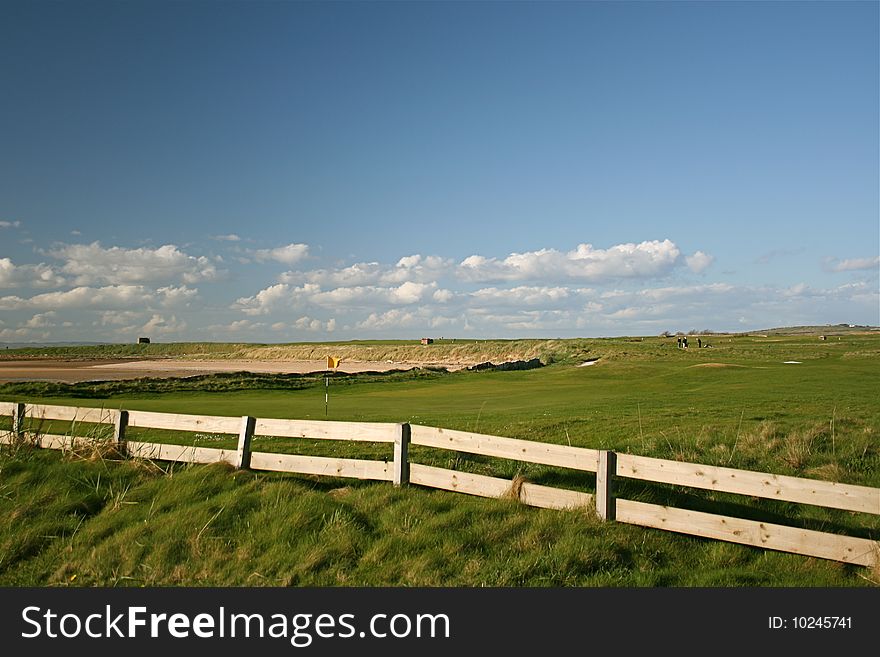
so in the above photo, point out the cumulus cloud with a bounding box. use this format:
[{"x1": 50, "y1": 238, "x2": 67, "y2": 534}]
[
  {"x1": 23, "y1": 311, "x2": 57, "y2": 328},
  {"x1": 98, "y1": 311, "x2": 144, "y2": 327},
  {"x1": 433, "y1": 289, "x2": 455, "y2": 303},
  {"x1": 212, "y1": 234, "x2": 241, "y2": 242},
  {"x1": 685, "y1": 251, "x2": 714, "y2": 274},
  {"x1": 0, "y1": 285, "x2": 159, "y2": 310},
  {"x1": 139, "y1": 314, "x2": 187, "y2": 336},
  {"x1": 457, "y1": 240, "x2": 682, "y2": 282},
  {"x1": 279, "y1": 254, "x2": 453, "y2": 287},
  {"x1": 824, "y1": 256, "x2": 880, "y2": 272},
  {"x1": 469, "y1": 286, "x2": 577, "y2": 307},
  {"x1": 0, "y1": 220, "x2": 21, "y2": 228},
  {"x1": 233, "y1": 281, "x2": 437, "y2": 315},
  {"x1": 310, "y1": 281, "x2": 438, "y2": 308},
  {"x1": 0, "y1": 258, "x2": 66, "y2": 288},
  {"x1": 157, "y1": 285, "x2": 199, "y2": 307},
  {"x1": 48, "y1": 242, "x2": 219, "y2": 285},
  {"x1": 253, "y1": 243, "x2": 309, "y2": 265},
  {"x1": 234, "y1": 283, "x2": 300, "y2": 316}
]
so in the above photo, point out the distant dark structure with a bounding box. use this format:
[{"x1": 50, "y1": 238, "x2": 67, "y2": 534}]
[
  {"x1": 138, "y1": 337, "x2": 150, "y2": 344},
  {"x1": 420, "y1": 337, "x2": 434, "y2": 345}
]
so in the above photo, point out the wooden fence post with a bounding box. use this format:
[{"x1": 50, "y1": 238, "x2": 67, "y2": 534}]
[
  {"x1": 237, "y1": 416, "x2": 256, "y2": 469},
  {"x1": 393, "y1": 423, "x2": 411, "y2": 487},
  {"x1": 12, "y1": 403, "x2": 25, "y2": 438},
  {"x1": 113, "y1": 410, "x2": 129, "y2": 455},
  {"x1": 596, "y1": 450, "x2": 617, "y2": 521}
]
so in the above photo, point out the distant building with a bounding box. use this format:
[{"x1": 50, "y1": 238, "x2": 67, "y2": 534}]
[
  {"x1": 420, "y1": 337, "x2": 433, "y2": 345},
  {"x1": 138, "y1": 337, "x2": 150, "y2": 344}
]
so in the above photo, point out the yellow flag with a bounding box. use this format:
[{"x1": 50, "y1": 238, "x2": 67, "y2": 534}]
[{"x1": 327, "y1": 356, "x2": 341, "y2": 369}]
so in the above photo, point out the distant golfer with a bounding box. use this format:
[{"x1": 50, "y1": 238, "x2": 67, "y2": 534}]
[{"x1": 697, "y1": 337, "x2": 702, "y2": 348}]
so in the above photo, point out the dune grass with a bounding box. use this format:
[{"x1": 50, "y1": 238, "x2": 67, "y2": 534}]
[{"x1": 1, "y1": 332, "x2": 878, "y2": 586}]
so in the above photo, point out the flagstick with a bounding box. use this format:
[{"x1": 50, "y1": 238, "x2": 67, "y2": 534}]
[{"x1": 325, "y1": 376, "x2": 329, "y2": 417}]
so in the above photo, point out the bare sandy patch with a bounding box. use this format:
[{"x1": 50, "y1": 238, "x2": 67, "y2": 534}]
[
  {"x1": 689, "y1": 363, "x2": 748, "y2": 369},
  {"x1": 0, "y1": 358, "x2": 467, "y2": 383}
]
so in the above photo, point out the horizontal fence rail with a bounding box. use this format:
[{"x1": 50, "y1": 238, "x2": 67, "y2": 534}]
[
  {"x1": 127, "y1": 410, "x2": 242, "y2": 434},
  {"x1": 254, "y1": 418, "x2": 400, "y2": 443},
  {"x1": 26, "y1": 403, "x2": 116, "y2": 425},
  {"x1": 411, "y1": 425, "x2": 600, "y2": 471},
  {"x1": 1, "y1": 401, "x2": 878, "y2": 568},
  {"x1": 615, "y1": 500, "x2": 878, "y2": 567},
  {"x1": 615, "y1": 453, "x2": 879, "y2": 515}
]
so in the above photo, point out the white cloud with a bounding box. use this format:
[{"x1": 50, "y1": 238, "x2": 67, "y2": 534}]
[
  {"x1": 234, "y1": 283, "x2": 300, "y2": 316},
  {"x1": 280, "y1": 262, "x2": 385, "y2": 287},
  {"x1": 293, "y1": 316, "x2": 324, "y2": 331},
  {"x1": 253, "y1": 243, "x2": 309, "y2": 265},
  {"x1": 279, "y1": 254, "x2": 453, "y2": 287},
  {"x1": 157, "y1": 285, "x2": 199, "y2": 307},
  {"x1": 310, "y1": 282, "x2": 437, "y2": 307},
  {"x1": 0, "y1": 220, "x2": 21, "y2": 228},
  {"x1": 0, "y1": 327, "x2": 49, "y2": 341},
  {"x1": 48, "y1": 242, "x2": 219, "y2": 285},
  {"x1": 685, "y1": 251, "x2": 714, "y2": 274},
  {"x1": 825, "y1": 256, "x2": 880, "y2": 272},
  {"x1": 0, "y1": 285, "x2": 158, "y2": 310},
  {"x1": 433, "y1": 289, "x2": 455, "y2": 303},
  {"x1": 457, "y1": 239, "x2": 683, "y2": 282},
  {"x1": 23, "y1": 311, "x2": 57, "y2": 328},
  {"x1": 99, "y1": 311, "x2": 144, "y2": 327},
  {"x1": 212, "y1": 234, "x2": 241, "y2": 242},
  {"x1": 0, "y1": 258, "x2": 66, "y2": 288},
  {"x1": 356, "y1": 309, "x2": 421, "y2": 331},
  {"x1": 235, "y1": 280, "x2": 437, "y2": 316},
  {"x1": 469, "y1": 286, "x2": 575, "y2": 307},
  {"x1": 139, "y1": 314, "x2": 187, "y2": 336}
]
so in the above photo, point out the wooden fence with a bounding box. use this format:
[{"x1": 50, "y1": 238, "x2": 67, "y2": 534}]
[{"x1": 1, "y1": 401, "x2": 878, "y2": 568}]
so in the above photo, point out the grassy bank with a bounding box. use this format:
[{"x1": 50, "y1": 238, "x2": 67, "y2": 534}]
[{"x1": 0, "y1": 338, "x2": 586, "y2": 366}]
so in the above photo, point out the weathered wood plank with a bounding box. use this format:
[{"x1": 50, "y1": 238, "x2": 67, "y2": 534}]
[
  {"x1": 616, "y1": 453, "x2": 880, "y2": 515},
  {"x1": 253, "y1": 418, "x2": 398, "y2": 443},
  {"x1": 410, "y1": 425, "x2": 600, "y2": 472},
  {"x1": 26, "y1": 404, "x2": 115, "y2": 425},
  {"x1": 519, "y1": 482, "x2": 593, "y2": 510},
  {"x1": 249, "y1": 451, "x2": 393, "y2": 481},
  {"x1": 0, "y1": 401, "x2": 16, "y2": 417},
  {"x1": 127, "y1": 410, "x2": 241, "y2": 434},
  {"x1": 37, "y1": 434, "x2": 98, "y2": 451},
  {"x1": 126, "y1": 441, "x2": 235, "y2": 465},
  {"x1": 616, "y1": 499, "x2": 879, "y2": 568},
  {"x1": 409, "y1": 464, "x2": 512, "y2": 499},
  {"x1": 596, "y1": 450, "x2": 617, "y2": 520}
]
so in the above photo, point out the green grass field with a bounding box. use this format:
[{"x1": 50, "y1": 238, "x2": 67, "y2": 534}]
[{"x1": 1, "y1": 332, "x2": 878, "y2": 586}]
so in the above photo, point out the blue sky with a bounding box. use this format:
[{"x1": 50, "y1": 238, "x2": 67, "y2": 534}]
[{"x1": 1, "y1": 0, "x2": 877, "y2": 343}]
